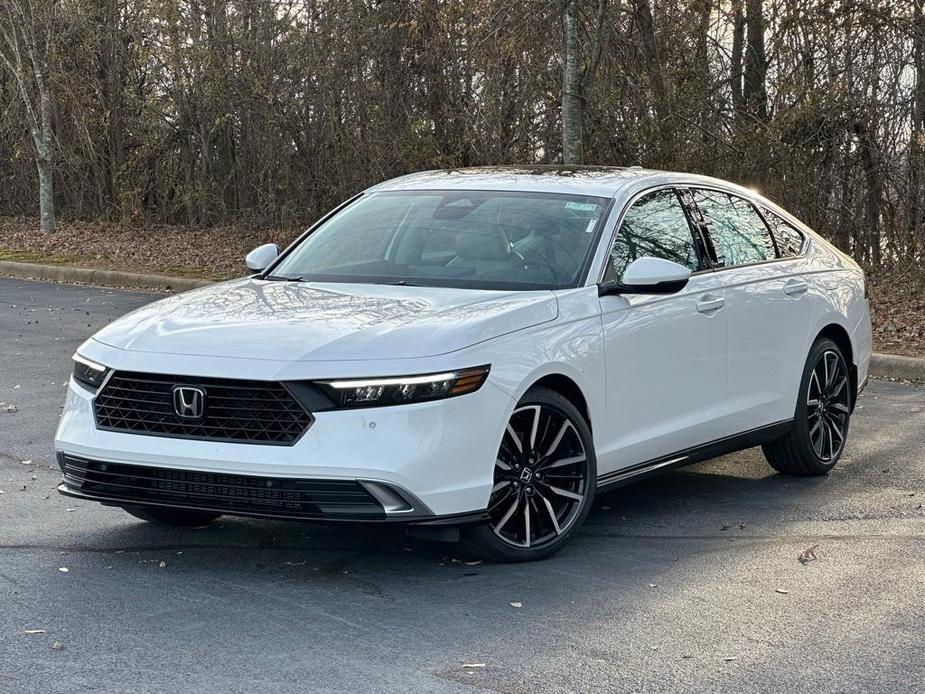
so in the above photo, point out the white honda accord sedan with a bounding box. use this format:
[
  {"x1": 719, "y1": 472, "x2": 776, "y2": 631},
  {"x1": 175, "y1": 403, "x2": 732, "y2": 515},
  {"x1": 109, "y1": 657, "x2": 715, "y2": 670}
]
[{"x1": 55, "y1": 166, "x2": 872, "y2": 561}]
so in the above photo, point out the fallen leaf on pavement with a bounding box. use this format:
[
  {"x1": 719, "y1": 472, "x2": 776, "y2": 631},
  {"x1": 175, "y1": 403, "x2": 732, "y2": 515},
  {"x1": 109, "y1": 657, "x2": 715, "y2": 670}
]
[
  {"x1": 723, "y1": 656, "x2": 737, "y2": 662},
  {"x1": 58, "y1": 567, "x2": 69, "y2": 573},
  {"x1": 23, "y1": 629, "x2": 46, "y2": 635},
  {"x1": 51, "y1": 641, "x2": 64, "y2": 651},
  {"x1": 799, "y1": 545, "x2": 818, "y2": 564},
  {"x1": 463, "y1": 560, "x2": 482, "y2": 566},
  {"x1": 775, "y1": 588, "x2": 789, "y2": 594},
  {"x1": 20, "y1": 459, "x2": 32, "y2": 465},
  {"x1": 461, "y1": 663, "x2": 486, "y2": 669},
  {"x1": 158, "y1": 561, "x2": 167, "y2": 568},
  {"x1": 510, "y1": 601, "x2": 522, "y2": 608}
]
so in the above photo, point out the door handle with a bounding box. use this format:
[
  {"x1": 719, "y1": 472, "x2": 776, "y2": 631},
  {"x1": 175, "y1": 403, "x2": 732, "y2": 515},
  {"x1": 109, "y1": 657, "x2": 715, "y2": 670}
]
[
  {"x1": 696, "y1": 295, "x2": 725, "y2": 314},
  {"x1": 783, "y1": 280, "x2": 808, "y2": 296}
]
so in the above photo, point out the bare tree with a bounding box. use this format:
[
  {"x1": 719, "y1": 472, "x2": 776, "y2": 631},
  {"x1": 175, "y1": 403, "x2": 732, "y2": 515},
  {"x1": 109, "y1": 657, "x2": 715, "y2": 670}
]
[
  {"x1": 561, "y1": 0, "x2": 609, "y2": 164},
  {"x1": 0, "y1": 0, "x2": 56, "y2": 231}
]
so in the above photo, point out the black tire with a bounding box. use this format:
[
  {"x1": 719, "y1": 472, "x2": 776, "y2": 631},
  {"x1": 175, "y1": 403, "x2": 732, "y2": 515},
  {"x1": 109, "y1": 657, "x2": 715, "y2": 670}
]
[
  {"x1": 124, "y1": 505, "x2": 222, "y2": 527},
  {"x1": 763, "y1": 337, "x2": 852, "y2": 475},
  {"x1": 461, "y1": 386, "x2": 597, "y2": 562}
]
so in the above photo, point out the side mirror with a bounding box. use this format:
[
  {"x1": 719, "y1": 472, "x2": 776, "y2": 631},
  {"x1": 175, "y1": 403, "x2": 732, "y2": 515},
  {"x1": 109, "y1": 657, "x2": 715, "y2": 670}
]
[
  {"x1": 598, "y1": 257, "x2": 692, "y2": 296},
  {"x1": 245, "y1": 243, "x2": 279, "y2": 273}
]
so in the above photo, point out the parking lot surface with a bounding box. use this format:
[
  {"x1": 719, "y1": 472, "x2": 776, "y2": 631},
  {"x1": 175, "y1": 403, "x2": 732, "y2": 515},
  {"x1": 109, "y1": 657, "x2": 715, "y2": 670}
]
[{"x1": 1, "y1": 277, "x2": 923, "y2": 693}]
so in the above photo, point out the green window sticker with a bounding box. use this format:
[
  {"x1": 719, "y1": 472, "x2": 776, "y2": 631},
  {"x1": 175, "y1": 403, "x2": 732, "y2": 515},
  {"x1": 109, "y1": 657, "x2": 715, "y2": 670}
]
[{"x1": 566, "y1": 201, "x2": 599, "y2": 212}]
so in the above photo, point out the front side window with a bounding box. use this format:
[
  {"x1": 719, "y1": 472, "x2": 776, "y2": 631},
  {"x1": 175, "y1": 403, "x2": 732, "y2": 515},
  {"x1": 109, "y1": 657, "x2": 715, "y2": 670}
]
[
  {"x1": 692, "y1": 189, "x2": 776, "y2": 267},
  {"x1": 270, "y1": 191, "x2": 609, "y2": 290},
  {"x1": 605, "y1": 189, "x2": 700, "y2": 282},
  {"x1": 761, "y1": 208, "x2": 805, "y2": 257}
]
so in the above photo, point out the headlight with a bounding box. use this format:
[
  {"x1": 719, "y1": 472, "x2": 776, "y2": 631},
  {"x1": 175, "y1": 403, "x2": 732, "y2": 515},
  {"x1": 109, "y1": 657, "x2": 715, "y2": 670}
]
[
  {"x1": 72, "y1": 354, "x2": 110, "y2": 391},
  {"x1": 317, "y1": 365, "x2": 490, "y2": 408}
]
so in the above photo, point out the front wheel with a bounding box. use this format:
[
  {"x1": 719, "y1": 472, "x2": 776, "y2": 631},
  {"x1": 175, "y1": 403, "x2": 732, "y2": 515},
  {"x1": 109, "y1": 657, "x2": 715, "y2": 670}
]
[
  {"x1": 462, "y1": 387, "x2": 597, "y2": 562},
  {"x1": 763, "y1": 337, "x2": 852, "y2": 475}
]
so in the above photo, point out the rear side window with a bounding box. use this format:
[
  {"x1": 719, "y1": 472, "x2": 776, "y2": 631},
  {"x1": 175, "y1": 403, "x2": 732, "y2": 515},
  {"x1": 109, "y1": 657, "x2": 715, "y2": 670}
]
[
  {"x1": 692, "y1": 189, "x2": 776, "y2": 267},
  {"x1": 606, "y1": 189, "x2": 700, "y2": 282},
  {"x1": 761, "y1": 208, "x2": 805, "y2": 257}
]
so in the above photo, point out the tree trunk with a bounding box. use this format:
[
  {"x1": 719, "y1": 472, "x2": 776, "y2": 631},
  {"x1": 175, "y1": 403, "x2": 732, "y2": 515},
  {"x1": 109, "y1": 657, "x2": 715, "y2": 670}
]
[
  {"x1": 561, "y1": 0, "x2": 583, "y2": 165},
  {"x1": 36, "y1": 152, "x2": 54, "y2": 232},
  {"x1": 635, "y1": 0, "x2": 669, "y2": 160},
  {"x1": 730, "y1": 0, "x2": 745, "y2": 114},
  {"x1": 743, "y1": 0, "x2": 768, "y2": 120},
  {"x1": 910, "y1": 0, "x2": 925, "y2": 261},
  {"x1": 0, "y1": 0, "x2": 57, "y2": 231}
]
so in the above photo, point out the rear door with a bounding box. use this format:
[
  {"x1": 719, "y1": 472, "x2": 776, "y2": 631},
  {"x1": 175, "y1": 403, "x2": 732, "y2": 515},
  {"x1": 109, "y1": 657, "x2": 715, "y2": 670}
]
[{"x1": 689, "y1": 188, "x2": 816, "y2": 435}]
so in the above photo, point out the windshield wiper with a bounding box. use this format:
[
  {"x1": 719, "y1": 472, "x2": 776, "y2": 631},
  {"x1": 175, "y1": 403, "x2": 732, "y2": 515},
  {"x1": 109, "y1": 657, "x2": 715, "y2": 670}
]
[
  {"x1": 263, "y1": 274, "x2": 304, "y2": 282},
  {"x1": 372, "y1": 279, "x2": 422, "y2": 287}
]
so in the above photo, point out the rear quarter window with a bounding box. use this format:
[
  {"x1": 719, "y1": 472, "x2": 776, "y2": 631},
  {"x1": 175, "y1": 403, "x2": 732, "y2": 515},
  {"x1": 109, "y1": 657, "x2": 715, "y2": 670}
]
[{"x1": 761, "y1": 208, "x2": 806, "y2": 257}]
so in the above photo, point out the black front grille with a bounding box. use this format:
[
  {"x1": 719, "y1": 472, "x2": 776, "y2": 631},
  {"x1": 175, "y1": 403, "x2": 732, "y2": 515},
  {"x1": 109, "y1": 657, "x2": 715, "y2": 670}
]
[
  {"x1": 94, "y1": 372, "x2": 312, "y2": 445},
  {"x1": 60, "y1": 456, "x2": 385, "y2": 519}
]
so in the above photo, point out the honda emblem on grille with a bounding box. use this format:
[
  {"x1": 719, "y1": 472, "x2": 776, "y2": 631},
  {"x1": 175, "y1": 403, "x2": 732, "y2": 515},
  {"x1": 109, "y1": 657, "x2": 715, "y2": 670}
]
[{"x1": 172, "y1": 385, "x2": 206, "y2": 420}]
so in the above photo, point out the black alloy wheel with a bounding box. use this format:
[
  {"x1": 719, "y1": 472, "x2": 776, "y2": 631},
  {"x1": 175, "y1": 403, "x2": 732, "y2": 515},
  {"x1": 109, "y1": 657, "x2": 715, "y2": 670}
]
[
  {"x1": 462, "y1": 387, "x2": 596, "y2": 561},
  {"x1": 763, "y1": 337, "x2": 852, "y2": 475},
  {"x1": 806, "y1": 349, "x2": 851, "y2": 462}
]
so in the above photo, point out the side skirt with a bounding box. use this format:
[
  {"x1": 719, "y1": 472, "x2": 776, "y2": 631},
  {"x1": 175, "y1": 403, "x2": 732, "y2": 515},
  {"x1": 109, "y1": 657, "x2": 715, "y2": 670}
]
[{"x1": 596, "y1": 420, "x2": 793, "y2": 491}]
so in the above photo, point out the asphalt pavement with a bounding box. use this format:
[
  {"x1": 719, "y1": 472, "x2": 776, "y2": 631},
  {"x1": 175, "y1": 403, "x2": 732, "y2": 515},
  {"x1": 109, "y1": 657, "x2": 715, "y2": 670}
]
[{"x1": 1, "y1": 276, "x2": 923, "y2": 694}]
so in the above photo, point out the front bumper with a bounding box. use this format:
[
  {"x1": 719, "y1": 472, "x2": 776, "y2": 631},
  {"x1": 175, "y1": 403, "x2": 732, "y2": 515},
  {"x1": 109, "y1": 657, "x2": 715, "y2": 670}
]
[{"x1": 55, "y1": 372, "x2": 514, "y2": 520}]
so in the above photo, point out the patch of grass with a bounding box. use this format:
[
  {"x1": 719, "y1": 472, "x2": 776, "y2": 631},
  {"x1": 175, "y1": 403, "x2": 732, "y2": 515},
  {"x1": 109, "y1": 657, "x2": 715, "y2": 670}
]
[
  {"x1": 154, "y1": 263, "x2": 229, "y2": 281},
  {"x1": 0, "y1": 248, "x2": 83, "y2": 265}
]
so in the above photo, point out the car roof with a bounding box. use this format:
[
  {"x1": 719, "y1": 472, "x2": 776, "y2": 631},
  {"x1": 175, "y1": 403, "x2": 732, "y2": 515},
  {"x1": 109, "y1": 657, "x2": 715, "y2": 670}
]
[{"x1": 365, "y1": 165, "x2": 760, "y2": 200}]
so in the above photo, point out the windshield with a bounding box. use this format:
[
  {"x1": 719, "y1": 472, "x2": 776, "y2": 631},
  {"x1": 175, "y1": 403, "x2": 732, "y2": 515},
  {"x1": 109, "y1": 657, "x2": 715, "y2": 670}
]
[{"x1": 270, "y1": 190, "x2": 610, "y2": 290}]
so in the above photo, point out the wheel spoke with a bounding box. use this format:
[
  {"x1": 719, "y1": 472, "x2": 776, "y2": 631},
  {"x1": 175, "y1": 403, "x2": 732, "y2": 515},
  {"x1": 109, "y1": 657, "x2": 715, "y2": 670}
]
[
  {"x1": 496, "y1": 457, "x2": 512, "y2": 471},
  {"x1": 542, "y1": 454, "x2": 585, "y2": 470},
  {"x1": 824, "y1": 352, "x2": 836, "y2": 389},
  {"x1": 809, "y1": 370, "x2": 822, "y2": 402},
  {"x1": 505, "y1": 423, "x2": 523, "y2": 454},
  {"x1": 545, "y1": 484, "x2": 582, "y2": 502},
  {"x1": 810, "y1": 417, "x2": 823, "y2": 438},
  {"x1": 543, "y1": 420, "x2": 573, "y2": 458},
  {"x1": 830, "y1": 376, "x2": 847, "y2": 399},
  {"x1": 831, "y1": 402, "x2": 849, "y2": 414},
  {"x1": 523, "y1": 500, "x2": 531, "y2": 548},
  {"x1": 537, "y1": 491, "x2": 562, "y2": 535},
  {"x1": 488, "y1": 486, "x2": 515, "y2": 512},
  {"x1": 492, "y1": 480, "x2": 511, "y2": 493},
  {"x1": 528, "y1": 406, "x2": 541, "y2": 451},
  {"x1": 826, "y1": 415, "x2": 844, "y2": 442},
  {"x1": 811, "y1": 420, "x2": 824, "y2": 457},
  {"x1": 496, "y1": 496, "x2": 520, "y2": 530},
  {"x1": 826, "y1": 420, "x2": 834, "y2": 460}
]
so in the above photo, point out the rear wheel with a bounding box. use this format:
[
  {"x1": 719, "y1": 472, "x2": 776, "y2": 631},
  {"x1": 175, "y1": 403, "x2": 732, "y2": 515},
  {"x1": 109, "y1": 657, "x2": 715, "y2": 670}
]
[
  {"x1": 124, "y1": 506, "x2": 222, "y2": 527},
  {"x1": 763, "y1": 338, "x2": 852, "y2": 475},
  {"x1": 462, "y1": 387, "x2": 596, "y2": 562}
]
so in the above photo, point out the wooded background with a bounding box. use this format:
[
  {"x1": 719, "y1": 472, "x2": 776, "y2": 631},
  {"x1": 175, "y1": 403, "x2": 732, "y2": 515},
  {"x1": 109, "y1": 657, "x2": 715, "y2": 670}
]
[{"x1": 0, "y1": 0, "x2": 921, "y2": 270}]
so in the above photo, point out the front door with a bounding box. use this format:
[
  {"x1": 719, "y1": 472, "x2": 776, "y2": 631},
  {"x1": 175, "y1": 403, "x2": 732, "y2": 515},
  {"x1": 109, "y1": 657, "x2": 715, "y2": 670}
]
[{"x1": 596, "y1": 188, "x2": 728, "y2": 477}]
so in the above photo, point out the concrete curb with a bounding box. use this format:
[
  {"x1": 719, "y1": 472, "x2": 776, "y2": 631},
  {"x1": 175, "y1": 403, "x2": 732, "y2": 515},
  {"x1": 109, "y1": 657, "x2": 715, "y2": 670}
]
[
  {"x1": 3, "y1": 259, "x2": 925, "y2": 381},
  {"x1": 0, "y1": 260, "x2": 214, "y2": 292},
  {"x1": 870, "y1": 353, "x2": 925, "y2": 382}
]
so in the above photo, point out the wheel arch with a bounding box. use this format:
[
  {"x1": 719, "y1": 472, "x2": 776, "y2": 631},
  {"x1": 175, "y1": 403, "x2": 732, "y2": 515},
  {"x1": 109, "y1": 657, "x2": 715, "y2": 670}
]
[{"x1": 525, "y1": 373, "x2": 592, "y2": 432}]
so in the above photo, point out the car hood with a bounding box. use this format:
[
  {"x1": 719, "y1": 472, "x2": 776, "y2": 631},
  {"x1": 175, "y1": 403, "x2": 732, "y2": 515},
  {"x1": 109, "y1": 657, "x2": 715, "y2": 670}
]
[{"x1": 91, "y1": 278, "x2": 558, "y2": 362}]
